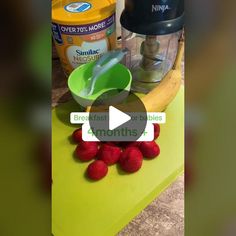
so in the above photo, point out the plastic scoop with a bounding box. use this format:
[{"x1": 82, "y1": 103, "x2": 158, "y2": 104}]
[{"x1": 80, "y1": 49, "x2": 128, "y2": 96}]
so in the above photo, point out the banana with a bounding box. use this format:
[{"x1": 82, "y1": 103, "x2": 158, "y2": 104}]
[{"x1": 141, "y1": 68, "x2": 182, "y2": 112}]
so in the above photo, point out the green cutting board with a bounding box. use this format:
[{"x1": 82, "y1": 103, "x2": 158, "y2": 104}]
[{"x1": 52, "y1": 87, "x2": 184, "y2": 236}]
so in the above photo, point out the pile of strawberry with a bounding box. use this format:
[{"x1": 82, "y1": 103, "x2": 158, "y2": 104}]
[{"x1": 71, "y1": 124, "x2": 160, "y2": 181}]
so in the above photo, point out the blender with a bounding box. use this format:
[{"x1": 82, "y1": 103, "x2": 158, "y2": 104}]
[{"x1": 120, "y1": 0, "x2": 184, "y2": 93}]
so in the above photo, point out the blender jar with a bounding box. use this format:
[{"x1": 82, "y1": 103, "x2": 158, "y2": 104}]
[
  {"x1": 122, "y1": 28, "x2": 181, "y2": 93},
  {"x1": 120, "y1": 0, "x2": 184, "y2": 93}
]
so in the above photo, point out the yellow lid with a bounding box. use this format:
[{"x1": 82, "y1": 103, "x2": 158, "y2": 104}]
[{"x1": 52, "y1": 0, "x2": 116, "y2": 25}]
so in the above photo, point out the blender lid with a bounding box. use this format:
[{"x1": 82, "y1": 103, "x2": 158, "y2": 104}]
[{"x1": 120, "y1": 0, "x2": 184, "y2": 35}]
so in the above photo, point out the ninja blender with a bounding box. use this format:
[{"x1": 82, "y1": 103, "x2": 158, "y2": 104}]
[{"x1": 120, "y1": 0, "x2": 184, "y2": 93}]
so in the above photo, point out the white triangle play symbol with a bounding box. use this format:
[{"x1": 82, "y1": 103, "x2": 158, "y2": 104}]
[{"x1": 109, "y1": 106, "x2": 131, "y2": 130}]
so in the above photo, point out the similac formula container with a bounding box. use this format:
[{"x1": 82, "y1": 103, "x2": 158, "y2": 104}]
[{"x1": 52, "y1": 0, "x2": 116, "y2": 76}]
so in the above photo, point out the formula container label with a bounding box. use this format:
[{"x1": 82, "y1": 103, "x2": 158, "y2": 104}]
[
  {"x1": 59, "y1": 14, "x2": 115, "y2": 35},
  {"x1": 52, "y1": 23, "x2": 63, "y2": 44},
  {"x1": 67, "y1": 40, "x2": 108, "y2": 68},
  {"x1": 64, "y1": 2, "x2": 92, "y2": 13},
  {"x1": 52, "y1": 14, "x2": 116, "y2": 76}
]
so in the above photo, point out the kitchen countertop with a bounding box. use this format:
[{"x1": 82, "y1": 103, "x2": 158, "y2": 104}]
[{"x1": 52, "y1": 58, "x2": 184, "y2": 236}]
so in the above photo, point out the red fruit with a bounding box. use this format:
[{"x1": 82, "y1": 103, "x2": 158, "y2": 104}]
[
  {"x1": 153, "y1": 124, "x2": 160, "y2": 140},
  {"x1": 75, "y1": 141, "x2": 98, "y2": 161},
  {"x1": 104, "y1": 142, "x2": 117, "y2": 147},
  {"x1": 125, "y1": 142, "x2": 141, "y2": 148},
  {"x1": 140, "y1": 141, "x2": 160, "y2": 159},
  {"x1": 119, "y1": 142, "x2": 140, "y2": 148},
  {"x1": 87, "y1": 160, "x2": 108, "y2": 180},
  {"x1": 119, "y1": 147, "x2": 143, "y2": 173},
  {"x1": 72, "y1": 128, "x2": 83, "y2": 143},
  {"x1": 97, "y1": 144, "x2": 122, "y2": 165}
]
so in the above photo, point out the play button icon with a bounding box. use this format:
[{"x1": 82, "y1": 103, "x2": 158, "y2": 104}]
[
  {"x1": 109, "y1": 106, "x2": 131, "y2": 130},
  {"x1": 89, "y1": 89, "x2": 147, "y2": 142}
]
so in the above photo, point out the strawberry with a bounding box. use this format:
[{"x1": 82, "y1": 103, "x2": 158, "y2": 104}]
[
  {"x1": 140, "y1": 141, "x2": 160, "y2": 159},
  {"x1": 119, "y1": 142, "x2": 141, "y2": 148},
  {"x1": 119, "y1": 147, "x2": 143, "y2": 173},
  {"x1": 75, "y1": 141, "x2": 98, "y2": 161},
  {"x1": 154, "y1": 124, "x2": 160, "y2": 140},
  {"x1": 72, "y1": 128, "x2": 83, "y2": 143},
  {"x1": 104, "y1": 142, "x2": 118, "y2": 147},
  {"x1": 97, "y1": 144, "x2": 122, "y2": 165},
  {"x1": 87, "y1": 160, "x2": 108, "y2": 180}
]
